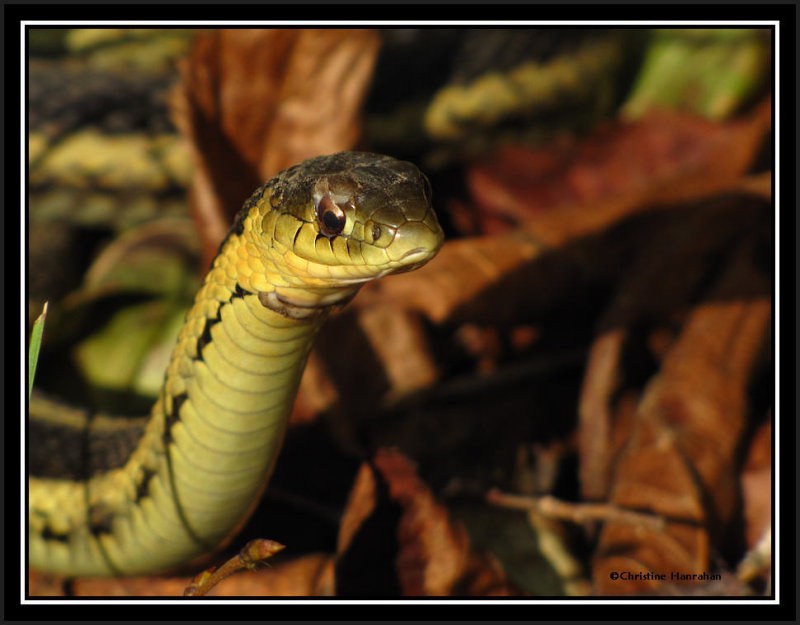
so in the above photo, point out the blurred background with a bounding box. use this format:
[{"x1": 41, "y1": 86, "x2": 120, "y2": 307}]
[{"x1": 28, "y1": 27, "x2": 773, "y2": 597}]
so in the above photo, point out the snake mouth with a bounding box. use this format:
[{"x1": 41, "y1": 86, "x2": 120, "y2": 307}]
[{"x1": 401, "y1": 247, "x2": 427, "y2": 259}]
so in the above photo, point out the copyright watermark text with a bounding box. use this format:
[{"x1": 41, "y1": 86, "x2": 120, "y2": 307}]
[{"x1": 608, "y1": 570, "x2": 722, "y2": 582}]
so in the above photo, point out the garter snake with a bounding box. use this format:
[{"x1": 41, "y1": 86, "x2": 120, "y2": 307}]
[{"x1": 28, "y1": 152, "x2": 443, "y2": 576}]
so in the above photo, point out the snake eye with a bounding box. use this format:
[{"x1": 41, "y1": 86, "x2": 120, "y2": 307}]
[{"x1": 316, "y1": 195, "x2": 347, "y2": 237}]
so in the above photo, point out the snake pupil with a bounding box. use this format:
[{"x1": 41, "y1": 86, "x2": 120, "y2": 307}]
[
  {"x1": 317, "y1": 195, "x2": 346, "y2": 237},
  {"x1": 322, "y1": 210, "x2": 345, "y2": 235}
]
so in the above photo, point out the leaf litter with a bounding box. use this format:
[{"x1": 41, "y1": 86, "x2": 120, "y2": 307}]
[{"x1": 28, "y1": 28, "x2": 774, "y2": 597}]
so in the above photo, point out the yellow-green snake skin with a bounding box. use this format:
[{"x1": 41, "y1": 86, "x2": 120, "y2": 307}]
[{"x1": 28, "y1": 152, "x2": 443, "y2": 576}]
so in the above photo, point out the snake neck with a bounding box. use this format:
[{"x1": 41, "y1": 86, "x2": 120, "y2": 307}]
[{"x1": 28, "y1": 229, "x2": 342, "y2": 576}]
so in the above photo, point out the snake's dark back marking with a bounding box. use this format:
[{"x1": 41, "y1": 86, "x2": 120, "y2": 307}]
[
  {"x1": 88, "y1": 424, "x2": 147, "y2": 476},
  {"x1": 40, "y1": 526, "x2": 70, "y2": 544},
  {"x1": 194, "y1": 283, "x2": 252, "y2": 362},
  {"x1": 154, "y1": 389, "x2": 188, "y2": 509},
  {"x1": 134, "y1": 467, "x2": 158, "y2": 504},
  {"x1": 195, "y1": 308, "x2": 222, "y2": 361},
  {"x1": 28, "y1": 414, "x2": 147, "y2": 481},
  {"x1": 163, "y1": 392, "x2": 187, "y2": 440},
  {"x1": 88, "y1": 505, "x2": 115, "y2": 537},
  {"x1": 216, "y1": 179, "x2": 276, "y2": 256},
  {"x1": 28, "y1": 418, "x2": 88, "y2": 480},
  {"x1": 233, "y1": 283, "x2": 254, "y2": 299}
]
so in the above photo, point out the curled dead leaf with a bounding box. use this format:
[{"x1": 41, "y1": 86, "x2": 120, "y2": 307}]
[
  {"x1": 578, "y1": 193, "x2": 770, "y2": 500},
  {"x1": 740, "y1": 418, "x2": 771, "y2": 550},
  {"x1": 335, "y1": 448, "x2": 519, "y2": 596},
  {"x1": 28, "y1": 569, "x2": 67, "y2": 597},
  {"x1": 69, "y1": 553, "x2": 334, "y2": 597},
  {"x1": 358, "y1": 167, "x2": 770, "y2": 331},
  {"x1": 171, "y1": 28, "x2": 380, "y2": 265},
  {"x1": 465, "y1": 97, "x2": 771, "y2": 234},
  {"x1": 290, "y1": 349, "x2": 339, "y2": 426},
  {"x1": 206, "y1": 553, "x2": 335, "y2": 597},
  {"x1": 592, "y1": 236, "x2": 771, "y2": 595}
]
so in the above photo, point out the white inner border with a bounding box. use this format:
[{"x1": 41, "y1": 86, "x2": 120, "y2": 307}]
[{"x1": 20, "y1": 20, "x2": 779, "y2": 606}]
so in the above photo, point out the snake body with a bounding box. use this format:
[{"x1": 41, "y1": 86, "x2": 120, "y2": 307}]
[{"x1": 28, "y1": 152, "x2": 443, "y2": 576}]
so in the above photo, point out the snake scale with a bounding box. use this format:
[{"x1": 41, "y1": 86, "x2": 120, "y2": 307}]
[{"x1": 28, "y1": 152, "x2": 443, "y2": 576}]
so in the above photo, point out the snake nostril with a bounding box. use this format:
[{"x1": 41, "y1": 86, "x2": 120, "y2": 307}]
[{"x1": 372, "y1": 224, "x2": 382, "y2": 241}]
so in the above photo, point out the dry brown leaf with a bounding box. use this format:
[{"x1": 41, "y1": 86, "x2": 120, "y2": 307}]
[
  {"x1": 358, "y1": 165, "x2": 770, "y2": 330},
  {"x1": 336, "y1": 463, "x2": 381, "y2": 557},
  {"x1": 171, "y1": 29, "x2": 275, "y2": 258},
  {"x1": 740, "y1": 418, "x2": 771, "y2": 550},
  {"x1": 171, "y1": 28, "x2": 379, "y2": 265},
  {"x1": 356, "y1": 231, "x2": 546, "y2": 324},
  {"x1": 293, "y1": 292, "x2": 439, "y2": 430},
  {"x1": 207, "y1": 553, "x2": 335, "y2": 596},
  {"x1": 72, "y1": 575, "x2": 191, "y2": 597},
  {"x1": 69, "y1": 553, "x2": 334, "y2": 597},
  {"x1": 290, "y1": 349, "x2": 339, "y2": 426},
  {"x1": 592, "y1": 236, "x2": 771, "y2": 595},
  {"x1": 260, "y1": 29, "x2": 380, "y2": 177},
  {"x1": 335, "y1": 449, "x2": 519, "y2": 596},
  {"x1": 577, "y1": 327, "x2": 628, "y2": 500},
  {"x1": 375, "y1": 449, "x2": 472, "y2": 596},
  {"x1": 307, "y1": 310, "x2": 393, "y2": 450},
  {"x1": 577, "y1": 193, "x2": 770, "y2": 500},
  {"x1": 28, "y1": 569, "x2": 67, "y2": 597},
  {"x1": 295, "y1": 300, "x2": 441, "y2": 429},
  {"x1": 356, "y1": 304, "x2": 440, "y2": 401},
  {"x1": 730, "y1": 171, "x2": 772, "y2": 200},
  {"x1": 375, "y1": 449, "x2": 517, "y2": 596},
  {"x1": 465, "y1": 97, "x2": 771, "y2": 234}
]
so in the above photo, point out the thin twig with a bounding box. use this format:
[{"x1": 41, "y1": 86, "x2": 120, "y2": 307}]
[
  {"x1": 486, "y1": 489, "x2": 667, "y2": 532},
  {"x1": 183, "y1": 539, "x2": 285, "y2": 597}
]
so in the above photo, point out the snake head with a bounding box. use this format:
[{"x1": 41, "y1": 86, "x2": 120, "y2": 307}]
[{"x1": 250, "y1": 152, "x2": 444, "y2": 306}]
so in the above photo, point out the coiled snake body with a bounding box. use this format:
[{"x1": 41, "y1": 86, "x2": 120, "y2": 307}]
[{"x1": 28, "y1": 152, "x2": 443, "y2": 576}]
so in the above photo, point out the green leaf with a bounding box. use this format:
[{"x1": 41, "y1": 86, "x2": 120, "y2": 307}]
[
  {"x1": 28, "y1": 302, "x2": 49, "y2": 402},
  {"x1": 74, "y1": 299, "x2": 187, "y2": 399},
  {"x1": 622, "y1": 28, "x2": 770, "y2": 121}
]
